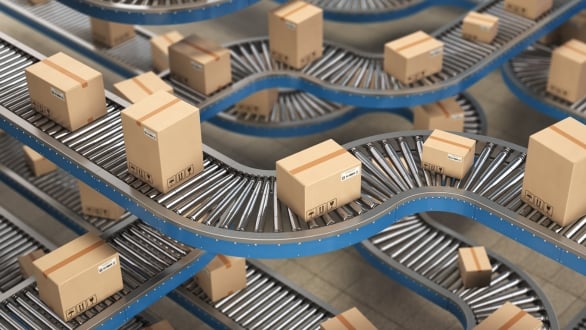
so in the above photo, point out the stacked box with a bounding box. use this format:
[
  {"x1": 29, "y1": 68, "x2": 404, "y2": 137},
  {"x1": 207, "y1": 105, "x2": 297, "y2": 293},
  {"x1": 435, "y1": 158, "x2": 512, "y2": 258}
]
[
  {"x1": 560, "y1": 11, "x2": 586, "y2": 44},
  {"x1": 150, "y1": 31, "x2": 184, "y2": 72},
  {"x1": 113, "y1": 71, "x2": 173, "y2": 104},
  {"x1": 18, "y1": 249, "x2": 46, "y2": 278},
  {"x1": 462, "y1": 11, "x2": 499, "y2": 43},
  {"x1": 421, "y1": 130, "x2": 476, "y2": 179},
  {"x1": 78, "y1": 181, "x2": 126, "y2": 220},
  {"x1": 195, "y1": 255, "x2": 247, "y2": 302},
  {"x1": 547, "y1": 39, "x2": 586, "y2": 103},
  {"x1": 504, "y1": 0, "x2": 553, "y2": 20},
  {"x1": 320, "y1": 307, "x2": 377, "y2": 330},
  {"x1": 412, "y1": 97, "x2": 465, "y2": 131},
  {"x1": 90, "y1": 18, "x2": 135, "y2": 48},
  {"x1": 22, "y1": 145, "x2": 57, "y2": 177},
  {"x1": 458, "y1": 246, "x2": 492, "y2": 288},
  {"x1": 474, "y1": 302, "x2": 542, "y2": 330},
  {"x1": 235, "y1": 89, "x2": 279, "y2": 116}
]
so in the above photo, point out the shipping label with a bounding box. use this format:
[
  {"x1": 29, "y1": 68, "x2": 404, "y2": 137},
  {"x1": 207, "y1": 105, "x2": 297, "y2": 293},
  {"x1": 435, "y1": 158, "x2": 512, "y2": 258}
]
[
  {"x1": 167, "y1": 164, "x2": 195, "y2": 189},
  {"x1": 306, "y1": 198, "x2": 337, "y2": 219},
  {"x1": 191, "y1": 61, "x2": 203, "y2": 71},
  {"x1": 451, "y1": 113, "x2": 465, "y2": 119},
  {"x1": 341, "y1": 167, "x2": 360, "y2": 181},
  {"x1": 447, "y1": 153, "x2": 462, "y2": 162},
  {"x1": 285, "y1": 21, "x2": 297, "y2": 30},
  {"x1": 50, "y1": 86, "x2": 65, "y2": 101},
  {"x1": 65, "y1": 295, "x2": 98, "y2": 321},
  {"x1": 523, "y1": 190, "x2": 553, "y2": 217},
  {"x1": 128, "y1": 161, "x2": 153, "y2": 184},
  {"x1": 423, "y1": 162, "x2": 444, "y2": 174},
  {"x1": 98, "y1": 258, "x2": 117, "y2": 274},
  {"x1": 430, "y1": 48, "x2": 442, "y2": 57},
  {"x1": 143, "y1": 127, "x2": 157, "y2": 141}
]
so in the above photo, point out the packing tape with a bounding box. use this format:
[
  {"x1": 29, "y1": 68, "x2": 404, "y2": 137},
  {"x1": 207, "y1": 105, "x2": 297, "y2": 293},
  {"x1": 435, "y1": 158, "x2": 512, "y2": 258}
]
[
  {"x1": 43, "y1": 59, "x2": 88, "y2": 88},
  {"x1": 132, "y1": 76, "x2": 153, "y2": 95},
  {"x1": 217, "y1": 255, "x2": 232, "y2": 269},
  {"x1": 278, "y1": 1, "x2": 310, "y2": 19},
  {"x1": 135, "y1": 98, "x2": 181, "y2": 126},
  {"x1": 395, "y1": 35, "x2": 433, "y2": 52},
  {"x1": 43, "y1": 239, "x2": 106, "y2": 277},
  {"x1": 290, "y1": 148, "x2": 347, "y2": 175},
  {"x1": 550, "y1": 125, "x2": 586, "y2": 149},
  {"x1": 499, "y1": 310, "x2": 528, "y2": 330},
  {"x1": 469, "y1": 247, "x2": 482, "y2": 271},
  {"x1": 182, "y1": 39, "x2": 221, "y2": 61},
  {"x1": 162, "y1": 33, "x2": 176, "y2": 45},
  {"x1": 436, "y1": 101, "x2": 450, "y2": 118},
  {"x1": 563, "y1": 42, "x2": 586, "y2": 57},
  {"x1": 468, "y1": 12, "x2": 497, "y2": 23},
  {"x1": 336, "y1": 314, "x2": 356, "y2": 330},
  {"x1": 428, "y1": 135, "x2": 471, "y2": 149}
]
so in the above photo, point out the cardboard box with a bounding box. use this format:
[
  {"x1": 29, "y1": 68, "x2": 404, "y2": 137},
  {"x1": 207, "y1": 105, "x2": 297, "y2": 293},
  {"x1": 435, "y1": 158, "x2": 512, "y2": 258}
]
[
  {"x1": 320, "y1": 307, "x2": 377, "y2": 330},
  {"x1": 504, "y1": 0, "x2": 553, "y2": 20},
  {"x1": 384, "y1": 31, "x2": 444, "y2": 85},
  {"x1": 474, "y1": 302, "x2": 542, "y2": 330},
  {"x1": 121, "y1": 90, "x2": 203, "y2": 193},
  {"x1": 145, "y1": 320, "x2": 174, "y2": 330},
  {"x1": 235, "y1": 89, "x2": 279, "y2": 116},
  {"x1": 268, "y1": 1, "x2": 323, "y2": 69},
  {"x1": 150, "y1": 31, "x2": 184, "y2": 72},
  {"x1": 29, "y1": 0, "x2": 49, "y2": 5},
  {"x1": 25, "y1": 52, "x2": 106, "y2": 131},
  {"x1": 462, "y1": 11, "x2": 499, "y2": 44},
  {"x1": 413, "y1": 97, "x2": 465, "y2": 131},
  {"x1": 422, "y1": 130, "x2": 476, "y2": 179},
  {"x1": 560, "y1": 11, "x2": 586, "y2": 44},
  {"x1": 113, "y1": 71, "x2": 173, "y2": 104},
  {"x1": 18, "y1": 249, "x2": 46, "y2": 278},
  {"x1": 458, "y1": 246, "x2": 492, "y2": 288},
  {"x1": 22, "y1": 145, "x2": 57, "y2": 177},
  {"x1": 169, "y1": 35, "x2": 232, "y2": 95},
  {"x1": 32, "y1": 233, "x2": 122, "y2": 321},
  {"x1": 547, "y1": 39, "x2": 586, "y2": 103},
  {"x1": 276, "y1": 139, "x2": 361, "y2": 222},
  {"x1": 521, "y1": 118, "x2": 586, "y2": 226},
  {"x1": 195, "y1": 255, "x2": 246, "y2": 302},
  {"x1": 77, "y1": 181, "x2": 125, "y2": 220},
  {"x1": 89, "y1": 18, "x2": 135, "y2": 48}
]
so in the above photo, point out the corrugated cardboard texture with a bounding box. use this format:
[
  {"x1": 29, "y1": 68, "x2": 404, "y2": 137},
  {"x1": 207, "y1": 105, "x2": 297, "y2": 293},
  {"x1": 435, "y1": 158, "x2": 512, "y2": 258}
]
[
  {"x1": 462, "y1": 11, "x2": 499, "y2": 44},
  {"x1": 413, "y1": 97, "x2": 464, "y2": 131},
  {"x1": 320, "y1": 307, "x2": 377, "y2": 330},
  {"x1": 18, "y1": 249, "x2": 46, "y2": 278},
  {"x1": 114, "y1": 71, "x2": 173, "y2": 104},
  {"x1": 150, "y1": 30, "x2": 184, "y2": 72},
  {"x1": 77, "y1": 181, "x2": 125, "y2": 220},
  {"x1": 22, "y1": 145, "x2": 57, "y2": 177},
  {"x1": 422, "y1": 130, "x2": 475, "y2": 179},
  {"x1": 458, "y1": 246, "x2": 492, "y2": 288},
  {"x1": 473, "y1": 302, "x2": 542, "y2": 330},
  {"x1": 236, "y1": 89, "x2": 279, "y2": 116},
  {"x1": 90, "y1": 18, "x2": 135, "y2": 48},
  {"x1": 195, "y1": 255, "x2": 247, "y2": 302},
  {"x1": 547, "y1": 39, "x2": 586, "y2": 103},
  {"x1": 504, "y1": 0, "x2": 553, "y2": 20}
]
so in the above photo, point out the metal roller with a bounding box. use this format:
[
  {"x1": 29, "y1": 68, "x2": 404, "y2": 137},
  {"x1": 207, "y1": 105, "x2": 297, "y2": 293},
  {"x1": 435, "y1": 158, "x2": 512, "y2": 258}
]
[{"x1": 565, "y1": 307, "x2": 586, "y2": 330}]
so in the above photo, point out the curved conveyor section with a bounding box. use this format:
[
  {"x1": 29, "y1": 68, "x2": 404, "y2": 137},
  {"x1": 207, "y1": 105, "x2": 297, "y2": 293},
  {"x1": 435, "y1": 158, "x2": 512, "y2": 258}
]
[
  {"x1": 356, "y1": 213, "x2": 558, "y2": 329},
  {"x1": 566, "y1": 307, "x2": 586, "y2": 330}
]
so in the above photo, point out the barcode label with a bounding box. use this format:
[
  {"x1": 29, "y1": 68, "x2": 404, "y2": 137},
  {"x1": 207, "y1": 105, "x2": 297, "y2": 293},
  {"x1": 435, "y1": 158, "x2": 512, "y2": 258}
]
[
  {"x1": 191, "y1": 61, "x2": 203, "y2": 71},
  {"x1": 430, "y1": 48, "x2": 442, "y2": 57},
  {"x1": 451, "y1": 113, "x2": 464, "y2": 119},
  {"x1": 98, "y1": 258, "x2": 117, "y2": 273},
  {"x1": 286, "y1": 21, "x2": 296, "y2": 30},
  {"x1": 143, "y1": 127, "x2": 157, "y2": 141},
  {"x1": 50, "y1": 87, "x2": 65, "y2": 101},
  {"x1": 341, "y1": 167, "x2": 360, "y2": 181},
  {"x1": 447, "y1": 153, "x2": 462, "y2": 162}
]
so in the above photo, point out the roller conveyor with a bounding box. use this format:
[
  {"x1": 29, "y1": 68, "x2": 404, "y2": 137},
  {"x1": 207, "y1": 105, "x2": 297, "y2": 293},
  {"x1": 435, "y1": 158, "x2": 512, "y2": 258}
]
[{"x1": 566, "y1": 307, "x2": 586, "y2": 330}]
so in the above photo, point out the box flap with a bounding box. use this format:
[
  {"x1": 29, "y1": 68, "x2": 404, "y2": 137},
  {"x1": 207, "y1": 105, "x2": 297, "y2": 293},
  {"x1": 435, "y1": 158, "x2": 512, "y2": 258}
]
[{"x1": 272, "y1": 1, "x2": 322, "y2": 23}]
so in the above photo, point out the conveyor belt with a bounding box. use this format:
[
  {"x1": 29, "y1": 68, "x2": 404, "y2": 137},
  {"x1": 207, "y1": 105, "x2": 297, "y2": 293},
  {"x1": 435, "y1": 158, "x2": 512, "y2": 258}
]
[
  {"x1": 356, "y1": 213, "x2": 558, "y2": 329},
  {"x1": 566, "y1": 307, "x2": 586, "y2": 330},
  {"x1": 502, "y1": 43, "x2": 586, "y2": 124}
]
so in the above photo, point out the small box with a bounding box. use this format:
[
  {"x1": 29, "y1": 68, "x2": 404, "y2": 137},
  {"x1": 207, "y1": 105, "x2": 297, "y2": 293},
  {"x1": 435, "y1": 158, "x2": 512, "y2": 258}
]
[
  {"x1": 560, "y1": 11, "x2": 586, "y2": 44},
  {"x1": 521, "y1": 118, "x2": 586, "y2": 226},
  {"x1": 276, "y1": 139, "x2": 361, "y2": 222},
  {"x1": 32, "y1": 233, "x2": 122, "y2": 321},
  {"x1": 78, "y1": 181, "x2": 125, "y2": 220},
  {"x1": 320, "y1": 307, "x2": 377, "y2": 330},
  {"x1": 235, "y1": 89, "x2": 279, "y2": 116},
  {"x1": 413, "y1": 97, "x2": 465, "y2": 131},
  {"x1": 89, "y1": 17, "x2": 135, "y2": 48},
  {"x1": 462, "y1": 11, "x2": 499, "y2": 44},
  {"x1": 195, "y1": 255, "x2": 246, "y2": 302},
  {"x1": 384, "y1": 31, "x2": 444, "y2": 85},
  {"x1": 150, "y1": 31, "x2": 184, "y2": 72},
  {"x1": 458, "y1": 246, "x2": 492, "y2": 288},
  {"x1": 504, "y1": 0, "x2": 553, "y2": 20},
  {"x1": 25, "y1": 52, "x2": 106, "y2": 131},
  {"x1": 121, "y1": 91, "x2": 203, "y2": 193},
  {"x1": 113, "y1": 72, "x2": 173, "y2": 104},
  {"x1": 169, "y1": 35, "x2": 232, "y2": 95},
  {"x1": 145, "y1": 320, "x2": 174, "y2": 330},
  {"x1": 18, "y1": 249, "x2": 46, "y2": 278},
  {"x1": 22, "y1": 145, "x2": 57, "y2": 177},
  {"x1": 474, "y1": 302, "x2": 542, "y2": 330},
  {"x1": 268, "y1": 1, "x2": 323, "y2": 69},
  {"x1": 422, "y1": 130, "x2": 476, "y2": 179},
  {"x1": 547, "y1": 39, "x2": 586, "y2": 103}
]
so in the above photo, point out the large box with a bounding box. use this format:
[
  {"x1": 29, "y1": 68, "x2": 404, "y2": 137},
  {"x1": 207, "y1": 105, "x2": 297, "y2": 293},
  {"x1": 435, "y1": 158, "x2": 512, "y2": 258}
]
[
  {"x1": 145, "y1": 320, "x2": 174, "y2": 330},
  {"x1": 560, "y1": 11, "x2": 586, "y2": 43},
  {"x1": 32, "y1": 233, "x2": 122, "y2": 321},
  {"x1": 235, "y1": 89, "x2": 279, "y2": 116},
  {"x1": 384, "y1": 31, "x2": 444, "y2": 85},
  {"x1": 113, "y1": 71, "x2": 173, "y2": 104},
  {"x1": 474, "y1": 302, "x2": 542, "y2": 330},
  {"x1": 422, "y1": 130, "x2": 476, "y2": 179},
  {"x1": 413, "y1": 97, "x2": 465, "y2": 131},
  {"x1": 150, "y1": 31, "x2": 184, "y2": 72},
  {"x1": 89, "y1": 18, "x2": 135, "y2": 48},
  {"x1": 504, "y1": 0, "x2": 553, "y2": 20},
  {"x1": 121, "y1": 91, "x2": 203, "y2": 193},
  {"x1": 22, "y1": 145, "x2": 57, "y2": 177},
  {"x1": 169, "y1": 35, "x2": 232, "y2": 95},
  {"x1": 320, "y1": 307, "x2": 377, "y2": 330},
  {"x1": 547, "y1": 39, "x2": 586, "y2": 103},
  {"x1": 268, "y1": 1, "x2": 323, "y2": 69},
  {"x1": 521, "y1": 117, "x2": 586, "y2": 226},
  {"x1": 195, "y1": 255, "x2": 246, "y2": 302},
  {"x1": 18, "y1": 249, "x2": 46, "y2": 278},
  {"x1": 25, "y1": 52, "x2": 106, "y2": 131},
  {"x1": 78, "y1": 181, "x2": 125, "y2": 220},
  {"x1": 458, "y1": 246, "x2": 492, "y2": 288},
  {"x1": 462, "y1": 11, "x2": 499, "y2": 44},
  {"x1": 276, "y1": 139, "x2": 361, "y2": 222}
]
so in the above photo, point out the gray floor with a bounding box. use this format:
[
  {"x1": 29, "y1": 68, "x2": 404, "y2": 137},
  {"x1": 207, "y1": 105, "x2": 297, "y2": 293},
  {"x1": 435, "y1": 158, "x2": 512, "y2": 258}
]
[{"x1": 0, "y1": 1, "x2": 585, "y2": 329}]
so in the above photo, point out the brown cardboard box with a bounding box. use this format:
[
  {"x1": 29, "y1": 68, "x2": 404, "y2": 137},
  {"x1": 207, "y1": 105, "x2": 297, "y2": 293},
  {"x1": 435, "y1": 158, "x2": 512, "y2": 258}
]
[
  {"x1": 422, "y1": 130, "x2": 476, "y2": 179},
  {"x1": 413, "y1": 97, "x2": 465, "y2": 131},
  {"x1": 150, "y1": 31, "x2": 184, "y2": 72},
  {"x1": 276, "y1": 139, "x2": 361, "y2": 222},
  {"x1": 32, "y1": 233, "x2": 122, "y2": 321},
  {"x1": 235, "y1": 89, "x2": 279, "y2": 116},
  {"x1": 121, "y1": 90, "x2": 203, "y2": 193},
  {"x1": 560, "y1": 11, "x2": 586, "y2": 44},
  {"x1": 77, "y1": 181, "x2": 125, "y2": 220},
  {"x1": 521, "y1": 117, "x2": 586, "y2": 226},
  {"x1": 89, "y1": 18, "x2": 135, "y2": 48},
  {"x1": 195, "y1": 255, "x2": 246, "y2": 302},
  {"x1": 268, "y1": 1, "x2": 323, "y2": 69},
  {"x1": 320, "y1": 307, "x2": 377, "y2": 330},
  {"x1": 384, "y1": 31, "x2": 444, "y2": 85},
  {"x1": 169, "y1": 35, "x2": 232, "y2": 95},
  {"x1": 474, "y1": 302, "x2": 542, "y2": 330},
  {"x1": 145, "y1": 320, "x2": 174, "y2": 330},
  {"x1": 18, "y1": 249, "x2": 46, "y2": 278},
  {"x1": 113, "y1": 71, "x2": 173, "y2": 104},
  {"x1": 462, "y1": 11, "x2": 499, "y2": 44},
  {"x1": 28, "y1": 0, "x2": 49, "y2": 5},
  {"x1": 25, "y1": 52, "x2": 106, "y2": 131},
  {"x1": 547, "y1": 39, "x2": 586, "y2": 103},
  {"x1": 22, "y1": 145, "x2": 57, "y2": 177},
  {"x1": 504, "y1": 0, "x2": 553, "y2": 20},
  {"x1": 458, "y1": 246, "x2": 492, "y2": 288}
]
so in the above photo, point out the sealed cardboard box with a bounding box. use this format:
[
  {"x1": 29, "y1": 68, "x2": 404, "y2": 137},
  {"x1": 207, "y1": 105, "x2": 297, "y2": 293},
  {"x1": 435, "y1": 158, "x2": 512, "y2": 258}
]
[
  {"x1": 78, "y1": 181, "x2": 125, "y2": 220},
  {"x1": 462, "y1": 11, "x2": 499, "y2": 44},
  {"x1": 504, "y1": 0, "x2": 552, "y2": 20},
  {"x1": 90, "y1": 17, "x2": 135, "y2": 48},
  {"x1": 560, "y1": 11, "x2": 586, "y2": 44},
  {"x1": 474, "y1": 302, "x2": 542, "y2": 330},
  {"x1": 150, "y1": 31, "x2": 184, "y2": 72},
  {"x1": 235, "y1": 89, "x2": 279, "y2": 116},
  {"x1": 121, "y1": 90, "x2": 203, "y2": 193},
  {"x1": 18, "y1": 249, "x2": 46, "y2": 278},
  {"x1": 195, "y1": 255, "x2": 246, "y2": 302},
  {"x1": 276, "y1": 139, "x2": 361, "y2": 222},
  {"x1": 458, "y1": 246, "x2": 492, "y2": 288},
  {"x1": 422, "y1": 130, "x2": 476, "y2": 179},
  {"x1": 169, "y1": 35, "x2": 231, "y2": 95},
  {"x1": 22, "y1": 145, "x2": 57, "y2": 177},
  {"x1": 384, "y1": 31, "x2": 444, "y2": 85},
  {"x1": 25, "y1": 52, "x2": 106, "y2": 131},
  {"x1": 521, "y1": 117, "x2": 586, "y2": 226},
  {"x1": 113, "y1": 71, "x2": 173, "y2": 104},
  {"x1": 547, "y1": 39, "x2": 586, "y2": 103},
  {"x1": 268, "y1": 1, "x2": 323, "y2": 69},
  {"x1": 145, "y1": 320, "x2": 174, "y2": 330},
  {"x1": 32, "y1": 233, "x2": 122, "y2": 321},
  {"x1": 320, "y1": 307, "x2": 377, "y2": 330},
  {"x1": 413, "y1": 97, "x2": 465, "y2": 131}
]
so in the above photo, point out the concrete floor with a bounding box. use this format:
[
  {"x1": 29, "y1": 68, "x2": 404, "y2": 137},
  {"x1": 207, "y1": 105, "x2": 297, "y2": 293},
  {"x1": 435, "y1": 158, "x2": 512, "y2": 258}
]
[{"x1": 0, "y1": 1, "x2": 585, "y2": 329}]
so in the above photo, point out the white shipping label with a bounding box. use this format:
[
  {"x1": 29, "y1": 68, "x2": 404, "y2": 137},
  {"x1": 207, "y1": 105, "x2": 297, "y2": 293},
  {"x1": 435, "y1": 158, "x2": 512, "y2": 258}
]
[
  {"x1": 430, "y1": 48, "x2": 443, "y2": 57},
  {"x1": 480, "y1": 24, "x2": 490, "y2": 31},
  {"x1": 191, "y1": 61, "x2": 203, "y2": 71},
  {"x1": 341, "y1": 167, "x2": 360, "y2": 181},
  {"x1": 98, "y1": 258, "x2": 117, "y2": 273},
  {"x1": 50, "y1": 87, "x2": 65, "y2": 101},
  {"x1": 447, "y1": 153, "x2": 462, "y2": 162},
  {"x1": 285, "y1": 21, "x2": 297, "y2": 30},
  {"x1": 143, "y1": 127, "x2": 157, "y2": 141},
  {"x1": 451, "y1": 113, "x2": 465, "y2": 119}
]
